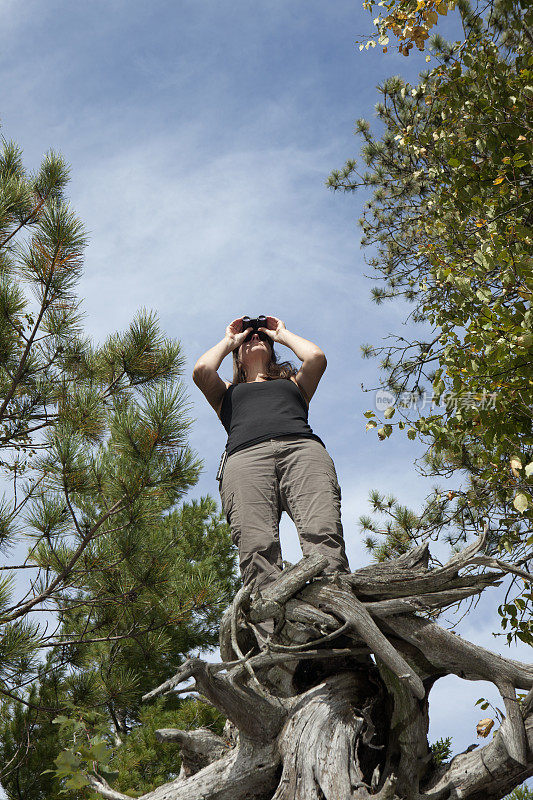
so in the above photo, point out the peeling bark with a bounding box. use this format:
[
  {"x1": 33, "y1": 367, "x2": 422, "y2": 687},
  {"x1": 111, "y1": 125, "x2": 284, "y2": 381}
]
[
  {"x1": 93, "y1": 532, "x2": 533, "y2": 800},
  {"x1": 273, "y1": 673, "x2": 371, "y2": 800},
  {"x1": 142, "y1": 737, "x2": 280, "y2": 800}
]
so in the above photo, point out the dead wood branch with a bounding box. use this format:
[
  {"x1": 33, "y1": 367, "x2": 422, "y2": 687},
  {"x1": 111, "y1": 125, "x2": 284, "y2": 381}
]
[
  {"x1": 154, "y1": 728, "x2": 229, "y2": 778},
  {"x1": 143, "y1": 656, "x2": 286, "y2": 742}
]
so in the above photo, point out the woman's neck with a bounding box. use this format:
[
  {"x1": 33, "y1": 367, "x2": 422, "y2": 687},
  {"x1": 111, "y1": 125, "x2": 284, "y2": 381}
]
[{"x1": 243, "y1": 361, "x2": 269, "y2": 382}]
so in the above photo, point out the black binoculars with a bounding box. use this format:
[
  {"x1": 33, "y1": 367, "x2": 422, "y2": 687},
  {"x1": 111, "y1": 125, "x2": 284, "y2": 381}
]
[{"x1": 241, "y1": 315, "x2": 270, "y2": 343}]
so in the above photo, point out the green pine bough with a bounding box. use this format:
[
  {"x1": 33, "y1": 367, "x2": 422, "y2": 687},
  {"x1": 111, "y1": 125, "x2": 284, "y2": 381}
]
[{"x1": 0, "y1": 133, "x2": 238, "y2": 798}]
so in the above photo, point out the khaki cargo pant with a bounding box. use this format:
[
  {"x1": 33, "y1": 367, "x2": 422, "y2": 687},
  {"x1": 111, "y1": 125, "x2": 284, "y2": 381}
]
[{"x1": 219, "y1": 435, "x2": 350, "y2": 595}]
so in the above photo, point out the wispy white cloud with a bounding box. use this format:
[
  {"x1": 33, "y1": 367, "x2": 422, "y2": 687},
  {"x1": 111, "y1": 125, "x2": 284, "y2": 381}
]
[{"x1": 73, "y1": 135, "x2": 364, "y2": 332}]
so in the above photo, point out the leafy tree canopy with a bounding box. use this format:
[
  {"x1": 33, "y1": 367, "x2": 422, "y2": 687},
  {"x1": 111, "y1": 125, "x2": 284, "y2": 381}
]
[{"x1": 330, "y1": 0, "x2": 532, "y2": 643}]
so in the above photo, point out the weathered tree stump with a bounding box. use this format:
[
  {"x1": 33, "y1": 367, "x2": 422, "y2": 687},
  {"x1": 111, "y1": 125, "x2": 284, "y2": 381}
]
[{"x1": 90, "y1": 526, "x2": 533, "y2": 800}]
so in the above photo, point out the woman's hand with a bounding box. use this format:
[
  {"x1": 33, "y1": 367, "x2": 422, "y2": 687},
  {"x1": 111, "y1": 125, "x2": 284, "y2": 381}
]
[
  {"x1": 258, "y1": 315, "x2": 287, "y2": 344},
  {"x1": 225, "y1": 317, "x2": 252, "y2": 351}
]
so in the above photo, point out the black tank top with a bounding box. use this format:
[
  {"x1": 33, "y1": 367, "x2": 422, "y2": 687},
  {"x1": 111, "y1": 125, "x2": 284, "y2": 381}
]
[{"x1": 220, "y1": 378, "x2": 326, "y2": 457}]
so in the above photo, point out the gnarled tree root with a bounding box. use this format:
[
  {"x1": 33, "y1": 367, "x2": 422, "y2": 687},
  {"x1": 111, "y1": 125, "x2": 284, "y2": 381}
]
[{"x1": 92, "y1": 533, "x2": 533, "y2": 800}]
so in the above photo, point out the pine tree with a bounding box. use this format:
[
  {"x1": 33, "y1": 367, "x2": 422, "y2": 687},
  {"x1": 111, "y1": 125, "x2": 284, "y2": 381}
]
[
  {"x1": 0, "y1": 499, "x2": 237, "y2": 799},
  {"x1": 0, "y1": 131, "x2": 238, "y2": 795}
]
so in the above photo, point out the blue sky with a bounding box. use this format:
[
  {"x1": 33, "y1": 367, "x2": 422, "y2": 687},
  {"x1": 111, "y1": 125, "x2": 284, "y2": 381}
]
[{"x1": 1, "y1": 0, "x2": 530, "y2": 789}]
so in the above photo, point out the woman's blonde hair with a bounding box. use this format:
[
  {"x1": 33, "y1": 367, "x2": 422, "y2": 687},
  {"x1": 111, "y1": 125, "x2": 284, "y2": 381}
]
[{"x1": 231, "y1": 341, "x2": 298, "y2": 384}]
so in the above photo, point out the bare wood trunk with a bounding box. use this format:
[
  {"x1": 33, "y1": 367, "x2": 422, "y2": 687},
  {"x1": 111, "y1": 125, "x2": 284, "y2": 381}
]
[{"x1": 93, "y1": 537, "x2": 533, "y2": 800}]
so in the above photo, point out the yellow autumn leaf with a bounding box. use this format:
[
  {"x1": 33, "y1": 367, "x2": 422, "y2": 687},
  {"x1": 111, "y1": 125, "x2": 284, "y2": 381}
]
[
  {"x1": 493, "y1": 175, "x2": 505, "y2": 185},
  {"x1": 477, "y1": 718, "x2": 494, "y2": 738},
  {"x1": 513, "y1": 492, "x2": 529, "y2": 513}
]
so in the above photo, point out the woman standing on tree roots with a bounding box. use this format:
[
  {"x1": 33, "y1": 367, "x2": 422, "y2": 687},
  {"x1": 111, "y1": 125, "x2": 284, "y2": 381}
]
[{"x1": 193, "y1": 315, "x2": 350, "y2": 637}]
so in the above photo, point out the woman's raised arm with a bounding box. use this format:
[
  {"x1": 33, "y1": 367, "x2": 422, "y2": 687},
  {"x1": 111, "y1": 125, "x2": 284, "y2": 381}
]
[
  {"x1": 259, "y1": 316, "x2": 327, "y2": 403},
  {"x1": 192, "y1": 318, "x2": 251, "y2": 414}
]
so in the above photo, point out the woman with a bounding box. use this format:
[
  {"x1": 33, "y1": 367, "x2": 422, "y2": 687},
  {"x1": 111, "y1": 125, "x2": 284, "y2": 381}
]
[{"x1": 192, "y1": 315, "x2": 350, "y2": 630}]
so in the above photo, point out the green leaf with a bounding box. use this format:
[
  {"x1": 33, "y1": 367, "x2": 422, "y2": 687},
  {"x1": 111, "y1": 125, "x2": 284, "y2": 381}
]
[
  {"x1": 55, "y1": 750, "x2": 81, "y2": 770},
  {"x1": 475, "y1": 286, "x2": 491, "y2": 301},
  {"x1": 65, "y1": 774, "x2": 90, "y2": 790},
  {"x1": 89, "y1": 740, "x2": 110, "y2": 762}
]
